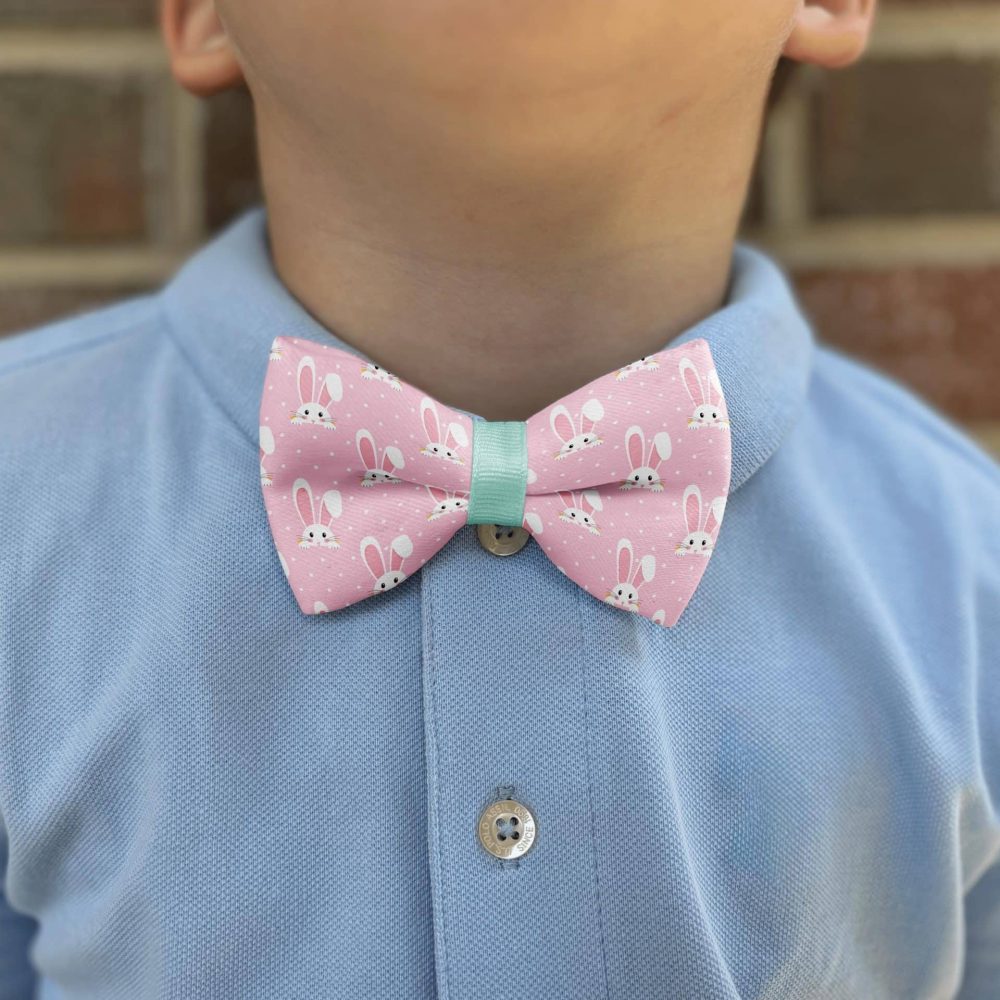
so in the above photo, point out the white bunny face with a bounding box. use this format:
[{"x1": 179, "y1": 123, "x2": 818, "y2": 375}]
[
  {"x1": 688, "y1": 399, "x2": 728, "y2": 431},
  {"x1": 291, "y1": 356, "x2": 343, "y2": 430},
  {"x1": 605, "y1": 538, "x2": 655, "y2": 612},
  {"x1": 419, "y1": 397, "x2": 468, "y2": 464},
  {"x1": 293, "y1": 478, "x2": 342, "y2": 549},
  {"x1": 550, "y1": 398, "x2": 605, "y2": 460},
  {"x1": 557, "y1": 489, "x2": 602, "y2": 535},
  {"x1": 679, "y1": 357, "x2": 729, "y2": 430},
  {"x1": 614, "y1": 354, "x2": 660, "y2": 381},
  {"x1": 361, "y1": 534, "x2": 414, "y2": 593},
  {"x1": 675, "y1": 484, "x2": 725, "y2": 557},
  {"x1": 356, "y1": 429, "x2": 404, "y2": 487},
  {"x1": 620, "y1": 425, "x2": 672, "y2": 492},
  {"x1": 360, "y1": 361, "x2": 402, "y2": 391},
  {"x1": 607, "y1": 580, "x2": 639, "y2": 608},
  {"x1": 259, "y1": 425, "x2": 275, "y2": 487},
  {"x1": 363, "y1": 469, "x2": 400, "y2": 487},
  {"x1": 426, "y1": 487, "x2": 469, "y2": 520},
  {"x1": 677, "y1": 527, "x2": 714, "y2": 555},
  {"x1": 373, "y1": 568, "x2": 406, "y2": 591}
]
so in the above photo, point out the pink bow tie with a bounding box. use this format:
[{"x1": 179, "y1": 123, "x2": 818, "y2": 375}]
[{"x1": 259, "y1": 335, "x2": 731, "y2": 627}]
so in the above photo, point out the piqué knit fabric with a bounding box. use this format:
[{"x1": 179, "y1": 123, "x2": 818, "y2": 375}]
[{"x1": 0, "y1": 208, "x2": 997, "y2": 999}]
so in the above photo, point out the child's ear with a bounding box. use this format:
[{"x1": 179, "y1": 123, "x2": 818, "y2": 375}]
[
  {"x1": 781, "y1": 0, "x2": 877, "y2": 70},
  {"x1": 161, "y1": 0, "x2": 244, "y2": 97}
]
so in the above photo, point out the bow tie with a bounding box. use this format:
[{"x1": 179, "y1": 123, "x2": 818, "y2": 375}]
[{"x1": 259, "y1": 335, "x2": 731, "y2": 627}]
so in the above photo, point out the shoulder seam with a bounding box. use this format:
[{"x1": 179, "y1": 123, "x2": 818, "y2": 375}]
[
  {"x1": 815, "y1": 343, "x2": 1000, "y2": 485},
  {"x1": 0, "y1": 296, "x2": 161, "y2": 382}
]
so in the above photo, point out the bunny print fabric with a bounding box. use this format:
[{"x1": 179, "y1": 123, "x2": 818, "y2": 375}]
[{"x1": 259, "y1": 336, "x2": 731, "y2": 627}]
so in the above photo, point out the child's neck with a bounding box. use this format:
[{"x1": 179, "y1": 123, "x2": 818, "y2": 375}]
[{"x1": 260, "y1": 110, "x2": 755, "y2": 421}]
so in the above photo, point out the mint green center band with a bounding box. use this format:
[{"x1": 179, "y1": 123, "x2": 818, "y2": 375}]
[{"x1": 466, "y1": 420, "x2": 528, "y2": 526}]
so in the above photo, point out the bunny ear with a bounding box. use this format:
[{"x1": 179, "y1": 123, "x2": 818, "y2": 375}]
[
  {"x1": 549, "y1": 405, "x2": 575, "y2": 443},
  {"x1": 705, "y1": 495, "x2": 726, "y2": 536},
  {"x1": 707, "y1": 369, "x2": 724, "y2": 405},
  {"x1": 322, "y1": 489, "x2": 342, "y2": 522},
  {"x1": 556, "y1": 490, "x2": 575, "y2": 508},
  {"x1": 356, "y1": 429, "x2": 378, "y2": 469},
  {"x1": 447, "y1": 422, "x2": 469, "y2": 449},
  {"x1": 651, "y1": 431, "x2": 672, "y2": 465},
  {"x1": 681, "y1": 484, "x2": 703, "y2": 534},
  {"x1": 526, "y1": 467, "x2": 538, "y2": 485},
  {"x1": 616, "y1": 538, "x2": 634, "y2": 584},
  {"x1": 420, "y1": 397, "x2": 440, "y2": 442},
  {"x1": 426, "y1": 485, "x2": 448, "y2": 503},
  {"x1": 313, "y1": 601, "x2": 329, "y2": 614},
  {"x1": 292, "y1": 478, "x2": 315, "y2": 526},
  {"x1": 297, "y1": 356, "x2": 316, "y2": 404},
  {"x1": 320, "y1": 372, "x2": 343, "y2": 406},
  {"x1": 624, "y1": 425, "x2": 645, "y2": 469},
  {"x1": 524, "y1": 511, "x2": 544, "y2": 535},
  {"x1": 580, "y1": 397, "x2": 604, "y2": 430},
  {"x1": 360, "y1": 536, "x2": 386, "y2": 579},
  {"x1": 633, "y1": 553, "x2": 656, "y2": 586},
  {"x1": 582, "y1": 489, "x2": 603, "y2": 512},
  {"x1": 383, "y1": 445, "x2": 405, "y2": 472},
  {"x1": 389, "y1": 534, "x2": 414, "y2": 571},
  {"x1": 259, "y1": 425, "x2": 275, "y2": 456},
  {"x1": 678, "y1": 357, "x2": 704, "y2": 406}
]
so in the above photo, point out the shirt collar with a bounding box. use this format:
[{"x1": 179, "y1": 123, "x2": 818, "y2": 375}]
[{"x1": 163, "y1": 206, "x2": 813, "y2": 494}]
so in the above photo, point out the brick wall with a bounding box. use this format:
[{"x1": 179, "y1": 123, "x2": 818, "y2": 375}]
[{"x1": 1, "y1": 1, "x2": 998, "y2": 454}]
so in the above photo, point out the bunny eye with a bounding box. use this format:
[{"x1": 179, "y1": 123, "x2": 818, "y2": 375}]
[
  {"x1": 380, "y1": 582, "x2": 386, "y2": 589},
  {"x1": 617, "y1": 588, "x2": 623, "y2": 596},
  {"x1": 633, "y1": 474, "x2": 640, "y2": 482},
  {"x1": 647, "y1": 475, "x2": 653, "y2": 482},
  {"x1": 393, "y1": 576, "x2": 400, "y2": 583},
  {"x1": 308, "y1": 531, "x2": 315, "y2": 538},
  {"x1": 701, "y1": 539, "x2": 707, "y2": 546}
]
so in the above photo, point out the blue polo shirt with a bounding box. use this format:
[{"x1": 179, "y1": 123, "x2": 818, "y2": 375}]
[{"x1": 1, "y1": 208, "x2": 998, "y2": 999}]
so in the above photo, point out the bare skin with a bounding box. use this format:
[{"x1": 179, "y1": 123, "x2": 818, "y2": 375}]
[{"x1": 162, "y1": 0, "x2": 876, "y2": 419}]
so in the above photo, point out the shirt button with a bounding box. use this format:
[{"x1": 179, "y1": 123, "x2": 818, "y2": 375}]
[
  {"x1": 477, "y1": 798, "x2": 537, "y2": 860},
  {"x1": 476, "y1": 523, "x2": 530, "y2": 557}
]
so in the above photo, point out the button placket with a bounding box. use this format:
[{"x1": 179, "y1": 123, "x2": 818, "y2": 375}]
[{"x1": 420, "y1": 527, "x2": 609, "y2": 998}]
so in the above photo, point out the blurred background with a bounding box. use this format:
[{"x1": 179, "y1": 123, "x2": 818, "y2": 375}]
[{"x1": 0, "y1": 0, "x2": 998, "y2": 455}]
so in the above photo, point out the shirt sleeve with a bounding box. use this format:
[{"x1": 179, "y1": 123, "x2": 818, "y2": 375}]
[
  {"x1": 957, "y1": 858, "x2": 1000, "y2": 998},
  {"x1": 0, "y1": 832, "x2": 37, "y2": 1000},
  {"x1": 957, "y1": 474, "x2": 1000, "y2": 999}
]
